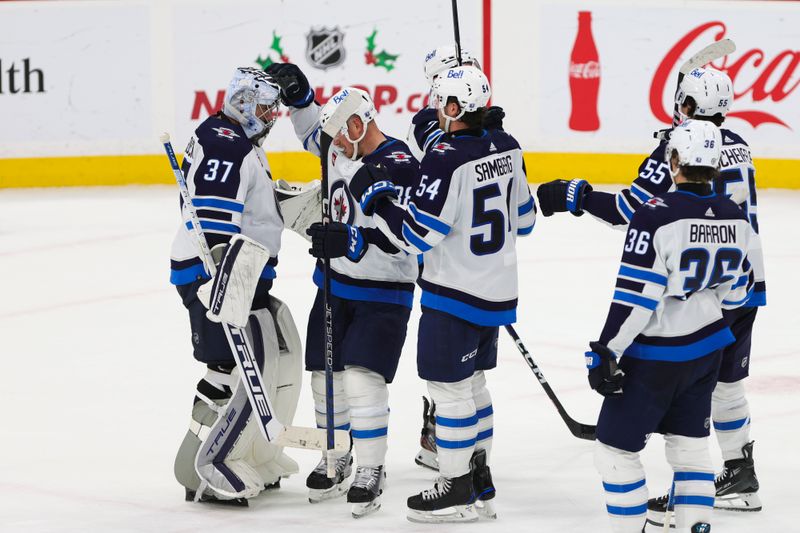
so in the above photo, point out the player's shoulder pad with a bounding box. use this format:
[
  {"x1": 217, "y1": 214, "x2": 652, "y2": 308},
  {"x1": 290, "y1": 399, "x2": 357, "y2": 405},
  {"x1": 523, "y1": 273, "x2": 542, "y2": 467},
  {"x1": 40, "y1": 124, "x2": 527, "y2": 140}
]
[
  {"x1": 412, "y1": 107, "x2": 438, "y2": 125},
  {"x1": 365, "y1": 137, "x2": 419, "y2": 185},
  {"x1": 720, "y1": 128, "x2": 750, "y2": 147},
  {"x1": 195, "y1": 114, "x2": 253, "y2": 161},
  {"x1": 709, "y1": 193, "x2": 750, "y2": 222},
  {"x1": 486, "y1": 128, "x2": 522, "y2": 152}
]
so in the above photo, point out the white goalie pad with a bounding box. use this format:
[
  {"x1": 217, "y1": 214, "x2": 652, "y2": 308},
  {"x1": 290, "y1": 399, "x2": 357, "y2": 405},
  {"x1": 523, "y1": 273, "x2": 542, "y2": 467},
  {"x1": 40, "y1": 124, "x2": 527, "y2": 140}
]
[{"x1": 275, "y1": 179, "x2": 322, "y2": 242}]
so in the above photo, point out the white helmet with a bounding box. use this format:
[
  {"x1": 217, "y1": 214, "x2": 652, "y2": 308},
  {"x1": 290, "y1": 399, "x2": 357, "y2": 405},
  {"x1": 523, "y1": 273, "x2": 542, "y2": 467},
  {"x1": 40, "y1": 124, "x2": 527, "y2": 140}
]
[
  {"x1": 423, "y1": 45, "x2": 481, "y2": 82},
  {"x1": 319, "y1": 87, "x2": 376, "y2": 160},
  {"x1": 431, "y1": 66, "x2": 491, "y2": 132},
  {"x1": 223, "y1": 67, "x2": 281, "y2": 144},
  {"x1": 667, "y1": 119, "x2": 722, "y2": 174},
  {"x1": 675, "y1": 67, "x2": 734, "y2": 123}
]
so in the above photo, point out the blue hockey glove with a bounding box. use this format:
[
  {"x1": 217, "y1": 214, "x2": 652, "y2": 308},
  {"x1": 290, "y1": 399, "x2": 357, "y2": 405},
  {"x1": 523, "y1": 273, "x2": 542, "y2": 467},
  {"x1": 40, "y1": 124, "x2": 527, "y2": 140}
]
[
  {"x1": 264, "y1": 63, "x2": 313, "y2": 108},
  {"x1": 536, "y1": 178, "x2": 593, "y2": 217},
  {"x1": 349, "y1": 163, "x2": 397, "y2": 216},
  {"x1": 586, "y1": 341, "x2": 624, "y2": 397},
  {"x1": 307, "y1": 222, "x2": 367, "y2": 262}
]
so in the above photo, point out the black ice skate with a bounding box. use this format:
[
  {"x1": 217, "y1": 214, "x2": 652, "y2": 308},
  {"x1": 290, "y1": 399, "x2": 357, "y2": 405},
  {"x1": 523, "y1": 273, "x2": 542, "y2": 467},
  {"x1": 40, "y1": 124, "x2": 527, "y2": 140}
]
[
  {"x1": 306, "y1": 451, "x2": 353, "y2": 503},
  {"x1": 407, "y1": 472, "x2": 477, "y2": 523},
  {"x1": 714, "y1": 441, "x2": 761, "y2": 511},
  {"x1": 347, "y1": 465, "x2": 386, "y2": 518},
  {"x1": 645, "y1": 493, "x2": 674, "y2": 528},
  {"x1": 415, "y1": 396, "x2": 439, "y2": 471},
  {"x1": 185, "y1": 488, "x2": 248, "y2": 507},
  {"x1": 470, "y1": 449, "x2": 497, "y2": 519}
]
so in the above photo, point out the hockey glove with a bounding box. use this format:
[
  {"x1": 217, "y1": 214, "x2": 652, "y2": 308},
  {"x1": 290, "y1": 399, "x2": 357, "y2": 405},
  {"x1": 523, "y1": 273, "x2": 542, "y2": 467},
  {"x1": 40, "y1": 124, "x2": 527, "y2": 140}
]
[
  {"x1": 307, "y1": 222, "x2": 367, "y2": 262},
  {"x1": 483, "y1": 106, "x2": 505, "y2": 131},
  {"x1": 535, "y1": 178, "x2": 593, "y2": 217},
  {"x1": 348, "y1": 163, "x2": 397, "y2": 216},
  {"x1": 586, "y1": 342, "x2": 625, "y2": 397},
  {"x1": 264, "y1": 63, "x2": 314, "y2": 108}
]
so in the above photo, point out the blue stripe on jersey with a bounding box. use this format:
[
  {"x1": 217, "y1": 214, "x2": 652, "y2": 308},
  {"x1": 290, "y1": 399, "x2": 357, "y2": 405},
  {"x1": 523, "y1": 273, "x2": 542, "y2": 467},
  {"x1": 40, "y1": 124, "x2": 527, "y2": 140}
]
[
  {"x1": 518, "y1": 197, "x2": 535, "y2": 216},
  {"x1": 402, "y1": 222, "x2": 433, "y2": 252},
  {"x1": 624, "y1": 327, "x2": 735, "y2": 361},
  {"x1": 409, "y1": 203, "x2": 451, "y2": 235},
  {"x1": 421, "y1": 291, "x2": 516, "y2": 326},
  {"x1": 618, "y1": 265, "x2": 668, "y2": 286},
  {"x1": 617, "y1": 195, "x2": 635, "y2": 220},
  {"x1": 630, "y1": 184, "x2": 651, "y2": 203},
  {"x1": 170, "y1": 262, "x2": 208, "y2": 285},
  {"x1": 191, "y1": 197, "x2": 244, "y2": 212},
  {"x1": 713, "y1": 417, "x2": 749, "y2": 431},
  {"x1": 612, "y1": 290, "x2": 659, "y2": 310},
  {"x1": 603, "y1": 479, "x2": 646, "y2": 493},
  {"x1": 476, "y1": 405, "x2": 493, "y2": 418},
  {"x1": 673, "y1": 495, "x2": 715, "y2": 507},
  {"x1": 186, "y1": 220, "x2": 241, "y2": 233},
  {"x1": 436, "y1": 414, "x2": 478, "y2": 428},
  {"x1": 723, "y1": 289, "x2": 752, "y2": 307},
  {"x1": 606, "y1": 503, "x2": 647, "y2": 516},
  {"x1": 435, "y1": 436, "x2": 477, "y2": 449},
  {"x1": 518, "y1": 224, "x2": 534, "y2": 235},
  {"x1": 351, "y1": 427, "x2": 388, "y2": 439},
  {"x1": 732, "y1": 274, "x2": 749, "y2": 289},
  {"x1": 424, "y1": 129, "x2": 444, "y2": 150},
  {"x1": 312, "y1": 267, "x2": 414, "y2": 308},
  {"x1": 303, "y1": 127, "x2": 320, "y2": 151},
  {"x1": 673, "y1": 472, "x2": 715, "y2": 482},
  {"x1": 743, "y1": 289, "x2": 766, "y2": 307}
]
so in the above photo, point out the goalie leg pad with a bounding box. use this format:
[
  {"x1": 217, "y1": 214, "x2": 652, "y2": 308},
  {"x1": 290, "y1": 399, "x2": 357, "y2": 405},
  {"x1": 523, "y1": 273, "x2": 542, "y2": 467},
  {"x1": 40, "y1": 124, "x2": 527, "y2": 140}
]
[
  {"x1": 471, "y1": 371, "x2": 493, "y2": 462},
  {"x1": 344, "y1": 365, "x2": 389, "y2": 467},
  {"x1": 593, "y1": 442, "x2": 648, "y2": 533},
  {"x1": 428, "y1": 378, "x2": 476, "y2": 479},
  {"x1": 664, "y1": 434, "x2": 714, "y2": 530},
  {"x1": 712, "y1": 380, "x2": 751, "y2": 461}
]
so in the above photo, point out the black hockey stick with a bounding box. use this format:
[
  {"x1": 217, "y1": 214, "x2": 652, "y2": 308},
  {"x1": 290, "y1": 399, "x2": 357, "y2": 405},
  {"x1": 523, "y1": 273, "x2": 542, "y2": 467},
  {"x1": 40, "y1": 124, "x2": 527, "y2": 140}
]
[
  {"x1": 504, "y1": 325, "x2": 596, "y2": 440},
  {"x1": 451, "y1": 0, "x2": 462, "y2": 65}
]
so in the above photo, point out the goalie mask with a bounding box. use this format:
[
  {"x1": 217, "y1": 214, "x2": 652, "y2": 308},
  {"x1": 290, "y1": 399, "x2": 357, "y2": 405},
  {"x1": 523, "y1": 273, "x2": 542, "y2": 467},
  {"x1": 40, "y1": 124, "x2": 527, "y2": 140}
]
[
  {"x1": 431, "y1": 66, "x2": 491, "y2": 132},
  {"x1": 675, "y1": 67, "x2": 733, "y2": 124},
  {"x1": 423, "y1": 45, "x2": 481, "y2": 83},
  {"x1": 319, "y1": 87, "x2": 376, "y2": 160},
  {"x1": 666, "y1": 119, "x2": 722, "y2": 177},
  {"x1": 223, "y1": 67, "x2": 281, "y2": 145}
]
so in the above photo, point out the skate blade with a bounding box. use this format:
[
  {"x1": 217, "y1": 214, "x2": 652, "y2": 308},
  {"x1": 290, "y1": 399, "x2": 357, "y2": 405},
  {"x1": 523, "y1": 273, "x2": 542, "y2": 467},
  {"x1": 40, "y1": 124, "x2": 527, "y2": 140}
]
[
  {"x1": 414, "y1": 448, "x2": 439, "y2": 471},
  {"x1": 475, "y1": 498, "x2": 497, "y2": 520},
  {"x1": 714, "y1": 491, "x2": 762, "y2": 512},
  {"x1": 308, "y1": 482, "x2": 350, "y2": 503},
  {"x1": 407, "y1": 504, "x2": 479, "y2": 523},
  {"x1": 351, "y1": 497, "x2": 381, "y2": 518}
]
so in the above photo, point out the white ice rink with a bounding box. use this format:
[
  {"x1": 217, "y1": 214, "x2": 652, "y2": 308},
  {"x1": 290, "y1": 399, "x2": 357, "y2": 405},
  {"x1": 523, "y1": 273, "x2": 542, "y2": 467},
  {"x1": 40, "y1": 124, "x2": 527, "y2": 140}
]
[{"x1": 1, "y1": 185, "x2": 797, "y2": 532}]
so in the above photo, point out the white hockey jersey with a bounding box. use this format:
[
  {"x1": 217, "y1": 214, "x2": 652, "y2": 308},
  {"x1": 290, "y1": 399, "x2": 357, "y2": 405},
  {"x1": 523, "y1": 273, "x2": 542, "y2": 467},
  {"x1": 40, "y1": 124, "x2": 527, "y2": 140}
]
[
  {"x1": 170, "y1": 114, "x2": 282, "y2": 285},
  {"x1": 598, "y1": 183, "x2": 757, "y2": 362},
  {"x1": 289, "y1": 104, "x2": 420, "y2": 307},
  {"x1": 370, "y1": 128, "x2": 537, "y2": 326}
]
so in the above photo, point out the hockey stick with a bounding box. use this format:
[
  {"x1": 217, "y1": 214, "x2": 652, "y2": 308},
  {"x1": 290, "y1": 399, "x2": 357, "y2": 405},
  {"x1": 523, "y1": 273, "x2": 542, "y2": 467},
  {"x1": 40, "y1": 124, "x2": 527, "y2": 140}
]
[
  {"x1": 671, "y1": 38, "x2": 736, "y2": 127},
  {"x1": 160, "y1": 133, "x2": 349, "y2": 453},
  {"x1": 451, "y1": 0, "x2": 462, "y2": 65},
  {"x1": 504, "y1": 325, "x2": 596, "y2": 440}
]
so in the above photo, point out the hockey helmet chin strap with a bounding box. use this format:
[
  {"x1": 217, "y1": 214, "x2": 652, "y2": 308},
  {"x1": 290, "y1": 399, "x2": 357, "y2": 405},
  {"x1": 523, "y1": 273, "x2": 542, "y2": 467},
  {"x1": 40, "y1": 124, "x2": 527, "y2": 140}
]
[
  {"x1": 344, "y1": 119, "x2": 369, "y2": 161},
  {"x1": 442, "y1": 106, "x2": 466, "y2": 134}
]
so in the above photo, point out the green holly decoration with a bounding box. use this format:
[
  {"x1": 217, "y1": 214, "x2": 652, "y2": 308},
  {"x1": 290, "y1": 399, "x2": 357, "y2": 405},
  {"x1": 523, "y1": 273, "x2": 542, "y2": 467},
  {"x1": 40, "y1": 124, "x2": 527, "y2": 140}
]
[
  {"x1": 364, "y1": 29, "x2": 398, "y2": 72},
  {"x1": 256, "y1": 30, "x2": 290, "y2": 70}
]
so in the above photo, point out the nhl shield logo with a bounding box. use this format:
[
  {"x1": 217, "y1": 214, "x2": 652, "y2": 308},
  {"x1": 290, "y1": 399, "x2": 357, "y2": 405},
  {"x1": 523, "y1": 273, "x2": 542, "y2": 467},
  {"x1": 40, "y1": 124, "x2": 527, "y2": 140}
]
[{"x1": 306, "y1": 27, "x2": 346, "y2": 70}]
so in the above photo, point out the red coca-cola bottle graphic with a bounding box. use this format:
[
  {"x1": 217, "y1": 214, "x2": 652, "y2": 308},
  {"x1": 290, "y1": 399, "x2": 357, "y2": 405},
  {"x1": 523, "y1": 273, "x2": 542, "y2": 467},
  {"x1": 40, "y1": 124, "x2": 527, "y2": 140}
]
[{"x1": 569, "y1": 11, "x2": 600, "y2": 131}]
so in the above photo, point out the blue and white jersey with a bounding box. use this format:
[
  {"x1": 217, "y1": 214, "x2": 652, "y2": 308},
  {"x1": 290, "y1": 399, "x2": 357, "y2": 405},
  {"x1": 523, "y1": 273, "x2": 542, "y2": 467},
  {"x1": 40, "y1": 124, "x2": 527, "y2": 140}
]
[
  {"x1": 581, "y1": 127, "x2": 765, "y2": 307},
  {"x1": 407, "y1": 107, "x2": 444, "y2": 162},
  {"x1": 598, "y1": 184, "x2": 757, "y2": 363},
  {"x1": 290, "y1": 104, "x2": 420, "y2": 308},
  {"x1": 170, "y1": 114, "x2": 282, "y2": 285},
  {"x1": 370, "y1": 128, "x2": 537, "y2": 326}
]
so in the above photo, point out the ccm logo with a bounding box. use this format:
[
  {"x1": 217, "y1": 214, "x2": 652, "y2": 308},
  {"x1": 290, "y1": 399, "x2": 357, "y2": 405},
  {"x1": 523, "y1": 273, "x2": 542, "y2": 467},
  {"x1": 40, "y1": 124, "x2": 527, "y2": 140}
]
[{"x1": 461, "y1": 348, "x2": 478, "y2": 362}]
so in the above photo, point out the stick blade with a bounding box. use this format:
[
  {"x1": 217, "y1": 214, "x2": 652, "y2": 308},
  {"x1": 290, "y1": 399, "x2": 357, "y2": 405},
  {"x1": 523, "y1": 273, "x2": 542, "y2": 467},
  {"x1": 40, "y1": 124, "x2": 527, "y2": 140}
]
[
  {"x1": 679, "y1": 38, "x2": 736, "y2": 75},
  {"x1": 321, "y1": 91, "x2": 363, "y2": 137}
]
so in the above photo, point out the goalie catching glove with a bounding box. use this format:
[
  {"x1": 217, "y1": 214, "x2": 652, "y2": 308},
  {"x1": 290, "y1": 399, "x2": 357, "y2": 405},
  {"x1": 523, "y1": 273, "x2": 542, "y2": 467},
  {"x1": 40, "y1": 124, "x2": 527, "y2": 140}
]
[{"x1": 536, "y1": 178, "x2": 592, "y2": 217}]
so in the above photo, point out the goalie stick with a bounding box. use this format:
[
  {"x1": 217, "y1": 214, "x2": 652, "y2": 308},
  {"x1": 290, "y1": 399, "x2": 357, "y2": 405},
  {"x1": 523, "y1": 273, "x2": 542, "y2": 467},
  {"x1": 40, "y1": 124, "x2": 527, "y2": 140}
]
[
  {"x1": 160, "y1": 132, "x2": 349, "y2": 454},
  {"x1": 504, "y1": 325, "x2": 596, "y2": 441}
]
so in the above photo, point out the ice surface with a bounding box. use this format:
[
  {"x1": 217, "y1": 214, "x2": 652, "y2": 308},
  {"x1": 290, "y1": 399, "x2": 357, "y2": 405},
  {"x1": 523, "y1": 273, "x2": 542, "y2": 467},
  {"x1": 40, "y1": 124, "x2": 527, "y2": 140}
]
[{"x1": 1, "y1": 185, "x2": 796, "y2": 532}]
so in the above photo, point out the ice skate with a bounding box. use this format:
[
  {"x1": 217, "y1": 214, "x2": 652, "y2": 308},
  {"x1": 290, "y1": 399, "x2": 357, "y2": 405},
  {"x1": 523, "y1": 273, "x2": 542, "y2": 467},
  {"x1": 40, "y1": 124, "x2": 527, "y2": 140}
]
[
  {"x1": 184, "y1": 488, "x2": 248, "y2": 507},
  {"x1": 347, "y1": 465, "x2": 386, "y2": 518},
  {"x1": 714, "y1": 441, "x2": 761, "y2": 511},
  {"x1": 645, "y1": 493, "x2": 674, "y2": 528},
  {"x1": 414, "y1": 396, "x2": 439, "y2": 471},
  {"x1": 407, "y1": 472, "x2": 477, "y2": 523},
  {"x1": 306, "y1": 452, "x2": 353, "y2": 503},
  {"x1": 470, "y1": 449, "x2": 497, "y2": 519}
]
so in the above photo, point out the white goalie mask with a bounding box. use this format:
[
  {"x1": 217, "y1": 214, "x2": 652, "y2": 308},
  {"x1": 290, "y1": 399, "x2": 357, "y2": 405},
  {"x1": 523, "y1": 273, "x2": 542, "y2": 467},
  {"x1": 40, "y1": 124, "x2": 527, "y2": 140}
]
[
  {"x1": 423, "y1": 44, "x2": 481, "y2": 83},
  {"x1": 666, "y1": 119, "x2": 722, "y2": 176},
  {"x1": 223, "y1": 67, "x2": 281, "y2": 145},
  {"x1": 675, "y1": 67, "x2": 734, "y2": 124},
  {"x1": 319, "y1": 87, "x2": 376, "y2": 160},
  {"x1": 431, "y1": 66, "x2": 491, "y2": 132}
]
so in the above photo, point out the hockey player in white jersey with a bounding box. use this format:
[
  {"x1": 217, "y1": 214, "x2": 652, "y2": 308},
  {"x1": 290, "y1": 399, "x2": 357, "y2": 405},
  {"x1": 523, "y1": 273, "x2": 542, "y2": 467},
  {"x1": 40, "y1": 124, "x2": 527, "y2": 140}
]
[
  {"x1": 265, "y1": 63, "x2": 421, "y2": 517},
  {"x1": 344, "y1": 65, "x2": 536, "y2": 523},
  {"x1": 586, "y1": 120, "x2": 757, "y2": 533},
  {"x1": 170, "y1": 67, "x2": 303, "y2": 505},
  {"x1": 537, "y1": 67, "x2": 764, "y2": 514}
]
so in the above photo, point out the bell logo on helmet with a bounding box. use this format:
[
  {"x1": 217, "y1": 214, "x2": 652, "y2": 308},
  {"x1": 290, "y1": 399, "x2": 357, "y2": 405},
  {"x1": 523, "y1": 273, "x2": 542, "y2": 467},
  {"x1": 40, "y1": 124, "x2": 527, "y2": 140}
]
[
  {"x1": 332, "y1": 89, "x2": 350, "y2": 104},
  {"x1": 446, "y1": 70, "x2": 465, "y2": 79}
]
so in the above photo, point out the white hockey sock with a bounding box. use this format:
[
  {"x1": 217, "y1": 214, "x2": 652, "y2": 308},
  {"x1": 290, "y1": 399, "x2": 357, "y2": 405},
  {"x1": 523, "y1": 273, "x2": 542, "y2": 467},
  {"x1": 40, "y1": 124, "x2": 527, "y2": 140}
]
[
  {"x1": 594, "y1": 442, "x2": 648, "y2": 533},
  {"x1": 428, "y1": 378, "x2": 477, "y2": 478},
  {"x1": 712, "y1": 380, "x2": 751, "y2": 461},
  {"x1": 665, "y1": 434, "x2": 715, "y2": 529},
  {"x1": 472, "y1": 370, "x2": 493, "y2": 461},
  {"x1": 344, "y1": 366, "x2": 389, "y2": 467},
  {"x1": 311, "y1": 370, "x2": 349, "y2": 459}
]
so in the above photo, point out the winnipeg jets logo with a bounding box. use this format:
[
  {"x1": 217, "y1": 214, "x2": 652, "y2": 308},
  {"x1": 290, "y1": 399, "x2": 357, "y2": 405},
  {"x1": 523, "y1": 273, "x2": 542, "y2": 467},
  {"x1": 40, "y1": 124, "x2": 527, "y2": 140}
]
[
  {"x1": 431, "y1": 142, "x2": 455, "y2": 154},
  {"x1": 329, "y1": 180, "x2": 355, "y2": 224},
  {"x1": 386, "y1": 151, "x2": 412, "y2": 163},
  {"x1": 212, "y1": 127, "x2": 240, "y2": 140},
  {"x1": 644, "y1": 197, "x2": 668, "y2": 209}
]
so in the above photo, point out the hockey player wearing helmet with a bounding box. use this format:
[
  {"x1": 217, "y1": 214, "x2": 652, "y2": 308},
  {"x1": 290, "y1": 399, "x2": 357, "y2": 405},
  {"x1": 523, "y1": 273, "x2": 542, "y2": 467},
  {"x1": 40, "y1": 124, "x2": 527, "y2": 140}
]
[
  {"x1": 346, "y1": 65, "x2": 537, "y2": 523},
  {"x1": 171, "y1": 67, "x2": 303, "y2": 506},
  {"x1": 586, "y1": 120, "x2": 759, "y2": 533},
  {"x1": 267, "y1": 63, "x2": 422, "y2": 518},
  {"x1": 537, "y1": 66, "x2": 765, "y2": 517}
]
